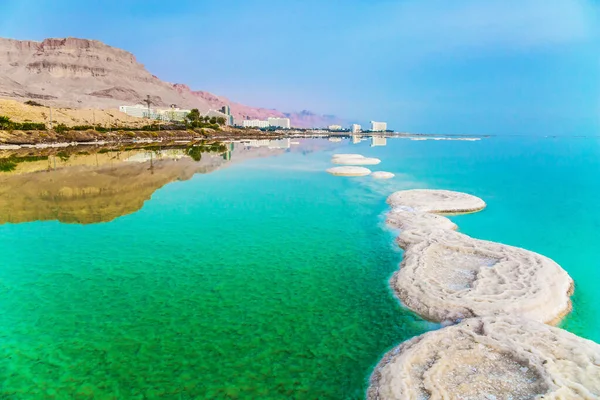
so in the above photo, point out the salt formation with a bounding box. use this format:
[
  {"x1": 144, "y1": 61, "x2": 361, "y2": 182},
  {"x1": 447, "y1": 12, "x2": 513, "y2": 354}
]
[
  {"x1": 387, "y1": 189, "x2": 486, "y2": 214},
  {"x1": 393, "y1": 229, "x2": 574, "y2": 324},
  {"x1": 332, "y1": 157, "x2": 381, "y2": 166},
  {"x1": 371, "y1": 171, "x2": 395, "y2": 179},
  {"x1": 386, "y1": 207, "x2": 457, "y2": 232},
  {"x1": 331, "y1": 154, "x2": 364, "y2": 160},
  {"x1": 326, "y1": 166, "x2": 371, "y2": 176},
  {"x1": 368, "y1": 316, "x2": 600, "y2": 400}
]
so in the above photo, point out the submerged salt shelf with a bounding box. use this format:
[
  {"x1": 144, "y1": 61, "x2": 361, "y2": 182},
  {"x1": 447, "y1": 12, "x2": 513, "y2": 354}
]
[
  {"x1": 368, "y1": 316, "x2": 600, "y2": 400},
  {"x1": 371, "y1": 171, "x2": 394, "y2": 179},
  {"x1": 394, "y1": 229, "x2": 574, "y2": 324}
]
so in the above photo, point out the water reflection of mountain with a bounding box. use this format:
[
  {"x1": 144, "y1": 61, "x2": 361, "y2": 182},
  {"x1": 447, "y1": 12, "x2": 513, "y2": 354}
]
[{"x1": 0, "y1": 142, "x2": 287, "y2": 224}]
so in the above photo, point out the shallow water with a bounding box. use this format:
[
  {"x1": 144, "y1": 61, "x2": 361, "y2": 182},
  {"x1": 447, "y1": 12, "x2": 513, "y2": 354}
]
[{"x1": 0, "y1": 136, "x2": 598, "y2": 398}]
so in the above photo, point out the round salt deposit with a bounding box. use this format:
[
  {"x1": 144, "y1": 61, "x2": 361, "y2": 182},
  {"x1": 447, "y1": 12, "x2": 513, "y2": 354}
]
[
  {"x1": 371, "y1": 171, "x2": 394, "y2": 179},
  {"x1": 326, "y1": 166, "x2": 371, "y2": 176},
  {"x1": 393, "y1": 229, "x2": 574, "y2": 324},
  {"x1": 387, "y1": 189, "x2": 486, "y2": 214},
  {"x1": 368, "y1": 316, "x2": 600, "y2": 400}
]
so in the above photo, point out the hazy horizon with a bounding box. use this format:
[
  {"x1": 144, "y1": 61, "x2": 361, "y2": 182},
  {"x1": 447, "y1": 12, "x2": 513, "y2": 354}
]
[{"x1": 1, "y1": 0, "x2": 598, "y2": 135}]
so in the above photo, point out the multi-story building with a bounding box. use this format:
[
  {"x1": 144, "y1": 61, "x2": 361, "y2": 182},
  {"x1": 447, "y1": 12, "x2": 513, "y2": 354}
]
[
  {"x1": 242, "y1": 119, "x2": 270, "y2": 128},
  {"x1": 328, "y1": 124, "x2": 343, "y2": 131},
  {"x1": 220, "y1": 105, "x2": 234, "y2": 126},
  {"x1": 370, "y1": 121, "x2": 387, "y2": 132},
  {"x1": 119, "y1": 105, "x2": 190, "y2": 121},
  {"x1": 351, "y1": 124, "x2": 362, "y2": 133},
  {"x1": 268, "y1": 117, "x2": 291, "y2": 129}
]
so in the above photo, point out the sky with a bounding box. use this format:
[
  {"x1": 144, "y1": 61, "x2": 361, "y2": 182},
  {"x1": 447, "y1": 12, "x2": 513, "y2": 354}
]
[{"x1": 0, "y1": 0, "x2": 598, "y2": 135}]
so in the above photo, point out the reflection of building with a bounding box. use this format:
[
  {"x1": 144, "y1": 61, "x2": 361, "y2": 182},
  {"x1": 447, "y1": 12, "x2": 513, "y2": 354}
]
[
  {"x1": 222, "y1": 143, "x2": 234, "y2": 161},
  {"x1": 244, "y1": 139, "x2": 291, "y2": 149},
  {"x1": 328, "y1": 124, "x2": 342, "y2": 131},
  {"x1": 328, "y1": 137, "x2": 342, "y2": 143},
  {"x1": 351, "y1": 124, "x2": 361, "y2": 133},
  {"x1": 268, "y1": 117, "x2": 291, "y2": 129},
  {"x1": 371, "y1": 136, "x2": 387, "y2": 147},
  {"x1": 351, "y1": 135, "x2": 362, "y2": 144},
  {"x1": 242, "y1": 119, "x2": 270, "y2": 128},
  {"x1": 370, "y1": 121, "x2": 387, "y2": 132},
  {"x1": 125, "y1": 149, "x2": 187, "y2": 163}
]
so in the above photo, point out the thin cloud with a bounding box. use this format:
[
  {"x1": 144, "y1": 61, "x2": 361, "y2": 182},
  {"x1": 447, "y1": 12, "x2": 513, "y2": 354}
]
[{"x1": 357, "y1": 0, "x2": 596, "y2": 56}]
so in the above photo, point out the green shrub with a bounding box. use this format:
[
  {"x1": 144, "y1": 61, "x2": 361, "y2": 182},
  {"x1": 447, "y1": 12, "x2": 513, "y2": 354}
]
[
  {"x1": 24, "y1": 100, "x2": 44, "y2": 107},
  {"x1": 0, "y1": 158, "x2": 16, "y2": 172},
  {"x1": 54, "y1": 123, "x2": 69, "y2": 133}
]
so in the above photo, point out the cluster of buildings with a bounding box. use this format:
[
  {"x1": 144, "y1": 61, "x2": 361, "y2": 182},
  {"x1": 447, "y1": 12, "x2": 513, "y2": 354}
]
[
  {"x1": 326, "y1": 121, "x2": 387, "y2": 133},
  {"x1": 241, "y1": 117, "x2": 291, "y2": 129},
  {"x1": 119, "y1": 104, "x2": 234, "y2": 125},
  {"x1": 118, "y1": 102, "x2": 389, "y2": 132}
]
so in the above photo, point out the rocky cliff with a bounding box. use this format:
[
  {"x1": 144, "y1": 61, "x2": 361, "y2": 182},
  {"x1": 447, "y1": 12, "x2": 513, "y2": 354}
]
[{"x1": 0, "y1": 37, "x2": 343, "y2": 128}]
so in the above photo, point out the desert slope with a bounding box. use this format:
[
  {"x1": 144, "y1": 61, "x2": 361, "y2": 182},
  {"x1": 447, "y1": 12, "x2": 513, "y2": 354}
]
[{"x1": 0, "y1": 37, "x2": 343, "y2": 128}]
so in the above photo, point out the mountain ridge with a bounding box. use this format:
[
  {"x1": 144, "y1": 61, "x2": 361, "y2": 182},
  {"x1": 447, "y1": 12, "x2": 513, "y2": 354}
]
[{"x1": 0, "y1": 37, "x2": 344, "y2": 128}]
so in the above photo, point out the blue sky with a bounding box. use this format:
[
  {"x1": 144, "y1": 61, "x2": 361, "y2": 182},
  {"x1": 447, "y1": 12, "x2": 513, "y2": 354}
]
[{"x1": 1, "y1": 0, "x2": 598, "y2": 135}]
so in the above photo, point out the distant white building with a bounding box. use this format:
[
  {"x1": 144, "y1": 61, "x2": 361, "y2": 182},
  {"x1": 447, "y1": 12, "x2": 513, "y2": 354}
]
[
  {"x1": 268, "y1": 117, "x2": 291, "y2": 129},
  {"x1": 328, "y1": 124, "x2": 343, "y2": 131},
  {"x1": 370, "y1": 121, "x2": 387, "y2": 132},
  {"x1": 371, "y1": 136, "x2": 387, "y2": 147},
  {"x1": 351, "y1": 124, "x2": 361, "y2": 133},
  {"x1": 119, "y1": 104, "x2": 190, "y2": 121},
  {"x1": 242, "y1": 119, "x2": 270, "y2": 128}
]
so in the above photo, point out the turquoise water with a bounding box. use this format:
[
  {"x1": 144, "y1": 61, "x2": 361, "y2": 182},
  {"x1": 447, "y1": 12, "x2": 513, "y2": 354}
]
[{"x1": 0, "y1": 136, "x2": 598, "y2": 398}]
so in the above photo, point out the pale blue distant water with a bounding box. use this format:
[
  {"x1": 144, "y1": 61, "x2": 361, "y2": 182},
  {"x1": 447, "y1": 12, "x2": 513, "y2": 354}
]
[{"x1": 0, "y1": 136, "x2": 598, "y2": 398}]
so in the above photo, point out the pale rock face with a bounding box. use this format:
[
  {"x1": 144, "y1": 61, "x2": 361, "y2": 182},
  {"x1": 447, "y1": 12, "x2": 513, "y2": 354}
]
[
  {"x1": 368, "y1": 316, "x2": 600, "y2": 400},
  {"x1": 371, "y1": 171, "x2": 394, "y2": 179},
  {"x1": 393, "y1": 229, "x2": 574, "y2": 324},
  {"x1": 387, "y1": 189, "x2": 486, "y2": 214},
  {"x1": 326, "y1": 166, "x2": 371, "y2": 176},
  {"x1": 0, "y1": 37, "x2": 342, "y2": 128}
]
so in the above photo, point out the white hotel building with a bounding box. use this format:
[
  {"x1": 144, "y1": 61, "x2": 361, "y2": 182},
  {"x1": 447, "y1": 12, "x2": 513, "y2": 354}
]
[
  {"x1": 242, "y1": 117, "x2": 291, "y2": 129},
  {"x1": 370, "y1": 121, "x2": 387, "y2": 132},
  {"x1": 268, "y1": 117, "x2": 291, "y2": 129},
  {"x1": 242, "y1": 119, "x2": 270, "y2": 128}
]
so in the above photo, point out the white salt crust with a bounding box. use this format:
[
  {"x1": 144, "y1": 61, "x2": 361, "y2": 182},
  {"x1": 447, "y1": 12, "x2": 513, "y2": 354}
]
[
  {"x1": 326, "y1": 166, "x2": 372, "y2": 176},
  {"x1": 387, "y1": 189, "x2": 486, "y2": 214},
  {"x1": 332, "y1": 157, "x2": 381, "y2": 166},
  {"x1": 368, "y1": 316, "x2": 600, "y2": 400},
  {"x1": 393, "y1": 229, "x2": 574, "y2": 324}
]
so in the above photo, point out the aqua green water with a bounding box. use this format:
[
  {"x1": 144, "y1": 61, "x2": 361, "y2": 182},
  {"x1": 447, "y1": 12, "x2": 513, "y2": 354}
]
[{"x1": 0, "y1": 137, "x2": 598, "y2": 398}]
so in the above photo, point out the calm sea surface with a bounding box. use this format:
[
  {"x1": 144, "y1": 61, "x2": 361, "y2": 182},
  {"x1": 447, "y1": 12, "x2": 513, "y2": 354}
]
[{"x1": 0, "y1": 136, "x2": 598, "y2": 398}]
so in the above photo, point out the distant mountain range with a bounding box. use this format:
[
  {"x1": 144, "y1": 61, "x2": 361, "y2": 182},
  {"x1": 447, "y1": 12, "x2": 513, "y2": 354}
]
[{"x1": 0, "y1": 37, "x2": 345, "y2": 128}]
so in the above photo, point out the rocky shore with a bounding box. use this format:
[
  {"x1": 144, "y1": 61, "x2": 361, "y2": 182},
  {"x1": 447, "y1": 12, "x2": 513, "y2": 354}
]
[{"x1": 0, "y1": 127, "x2": 284, "y2": 146}]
